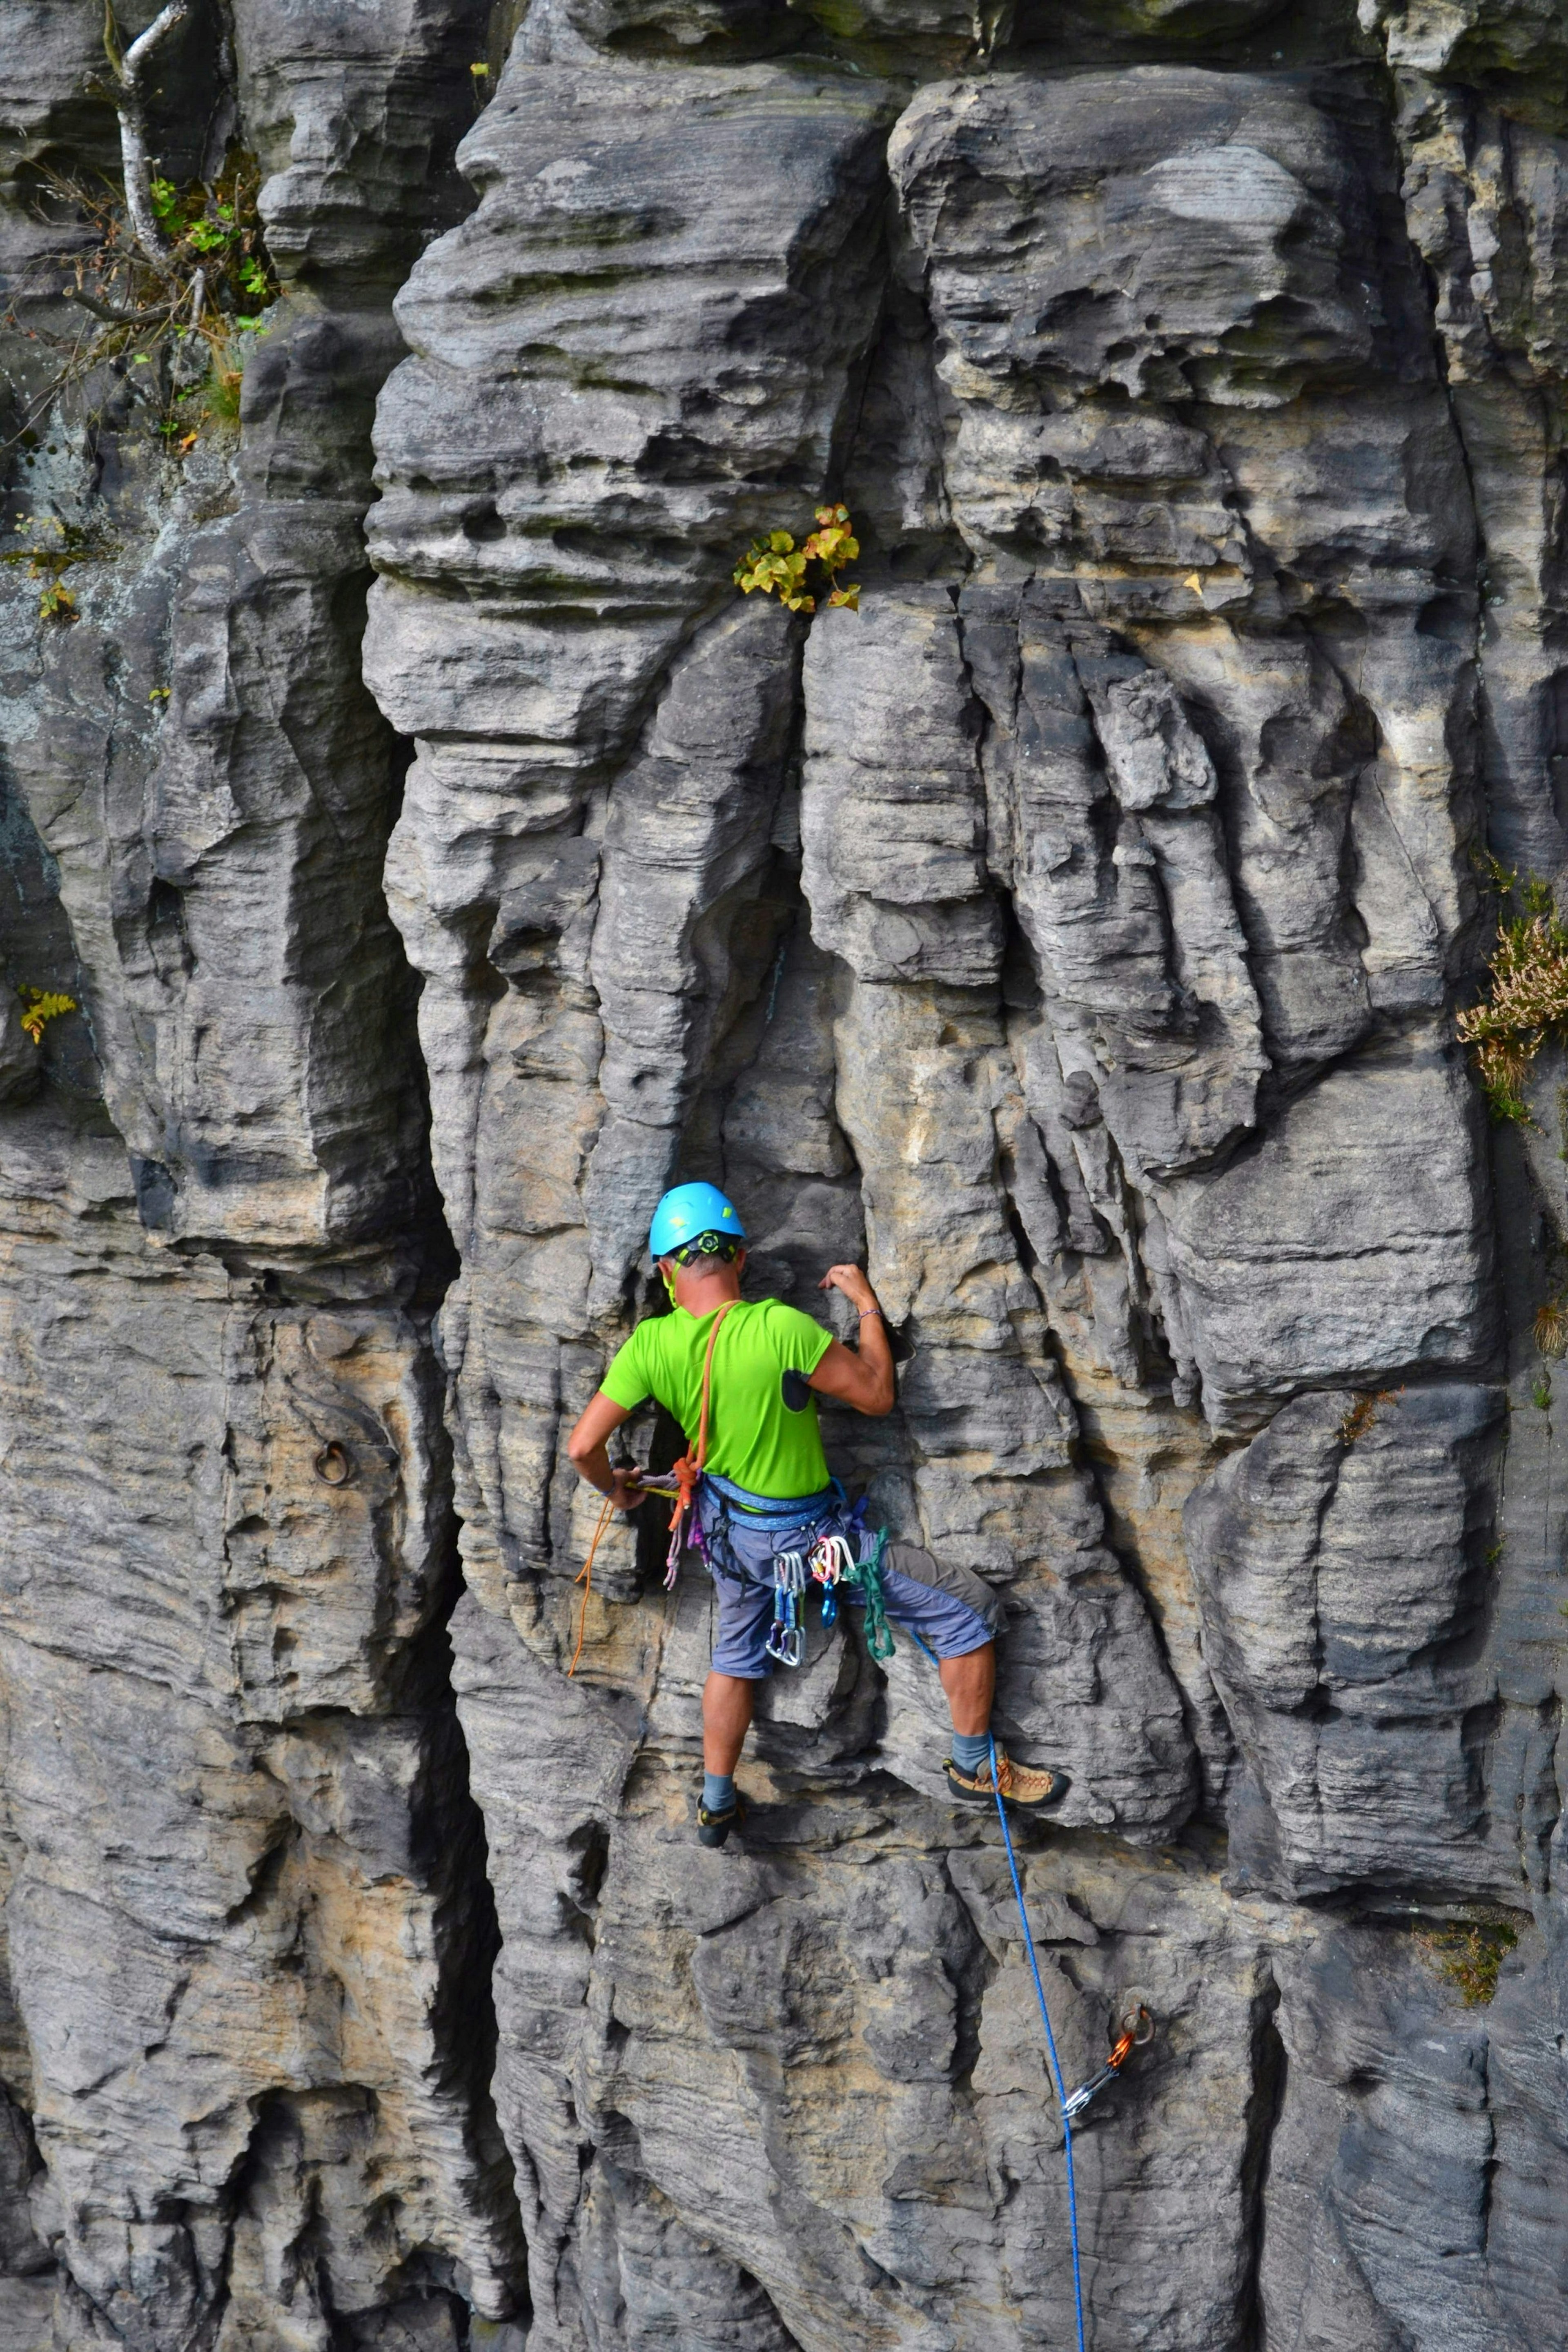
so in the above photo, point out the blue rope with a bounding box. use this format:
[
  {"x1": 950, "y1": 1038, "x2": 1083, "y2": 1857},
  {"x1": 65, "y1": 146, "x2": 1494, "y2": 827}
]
[
  {"x1": 989, "y1": 1733, "x2": 1087, "y2": 2352},
  {"x1": 893, "y1": 1630, "x2": 1087, "y2": 2341}
]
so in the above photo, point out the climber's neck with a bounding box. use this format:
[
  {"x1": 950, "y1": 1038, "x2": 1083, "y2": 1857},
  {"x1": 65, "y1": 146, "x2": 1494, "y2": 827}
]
[{"x1": 669, "y1": 1261, "x2": 744, "y2": 1317}]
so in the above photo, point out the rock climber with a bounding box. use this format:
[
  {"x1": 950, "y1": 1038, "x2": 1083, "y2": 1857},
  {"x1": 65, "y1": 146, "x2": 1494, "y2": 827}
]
[{"x1": 566, "y1": 1182, "x2": 1068, "y2": 1846}]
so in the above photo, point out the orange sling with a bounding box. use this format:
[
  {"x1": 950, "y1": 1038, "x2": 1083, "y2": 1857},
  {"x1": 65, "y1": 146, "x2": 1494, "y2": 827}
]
[{"x1": 569, "y1": 1299, "x2": 737, "y2": 1676}]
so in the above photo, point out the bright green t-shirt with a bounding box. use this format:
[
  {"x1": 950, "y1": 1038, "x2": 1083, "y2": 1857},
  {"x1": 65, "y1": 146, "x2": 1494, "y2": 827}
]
[{"x1": 599, "y1": 1298, "x2": 834, "y2": 1499}]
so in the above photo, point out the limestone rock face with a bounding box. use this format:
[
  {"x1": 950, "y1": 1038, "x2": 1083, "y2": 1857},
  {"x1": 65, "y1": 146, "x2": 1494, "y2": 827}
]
[{"x1": 3, "y1": 1, "x2": 1568, "y2": 2348}]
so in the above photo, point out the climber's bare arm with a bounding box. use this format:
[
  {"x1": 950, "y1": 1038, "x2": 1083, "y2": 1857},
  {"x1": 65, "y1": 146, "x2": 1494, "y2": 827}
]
[
  {"x1": 811, "y1": 1265, "x2": 896, "y2": 1417},
  {"x1": 567, "y1": 1391, "x2": 643, "y2": 1509}
]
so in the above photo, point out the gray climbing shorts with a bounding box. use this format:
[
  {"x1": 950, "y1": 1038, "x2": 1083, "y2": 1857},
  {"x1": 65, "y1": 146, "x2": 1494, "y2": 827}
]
[{"x1": 706, "y1": 1536, "x2": 1001, "y2": 1681}]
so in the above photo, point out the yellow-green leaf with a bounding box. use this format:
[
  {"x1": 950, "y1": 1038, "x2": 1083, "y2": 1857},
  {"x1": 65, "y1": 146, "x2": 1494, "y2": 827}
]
[{"x1": 17, "y1": 986, "x2": 76, "y2": 1045}]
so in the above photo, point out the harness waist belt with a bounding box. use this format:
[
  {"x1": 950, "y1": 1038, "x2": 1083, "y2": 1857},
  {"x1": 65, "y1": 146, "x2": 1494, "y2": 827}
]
[{"x1": 700, "y1": 1470, "x2": 837, "y2": 1530}]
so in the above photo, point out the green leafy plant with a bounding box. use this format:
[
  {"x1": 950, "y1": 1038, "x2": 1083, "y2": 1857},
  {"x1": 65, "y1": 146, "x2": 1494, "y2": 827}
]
[
  {"x1": 1414, "y1": 1917, "x2": 1519, "y2": 2007},
  {"x1": 1533, "y1": 1372, "x2": 1552, "y2": 1412},
  {"x1": 4, "y1": 128, "x2": 277, "y2": 460},
  {"x1": 735, "y1": 503, "x2": 860, "y2": 615},
  {"x1": 1457, "y1": 868, "x2": 1568, "y2": 1123},
  {"x1": 143, "y1": 160, "x2": 277, "y2": 326},
  {"x1": 17, "y1": 986, "x2": 76, "y2": 1044},
  {"x1": 2, "y1": 513, "x2": 117, "y2": 621}
]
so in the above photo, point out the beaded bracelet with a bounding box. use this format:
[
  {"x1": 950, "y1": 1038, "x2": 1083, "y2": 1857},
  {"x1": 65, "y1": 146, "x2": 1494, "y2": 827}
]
[{"x1": 858, "y1": 1306, "x2": 882, "y2": 1320}]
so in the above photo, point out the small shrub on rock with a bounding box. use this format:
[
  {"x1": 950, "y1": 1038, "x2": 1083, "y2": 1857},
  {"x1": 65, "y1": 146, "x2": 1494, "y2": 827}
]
[
  {"x1": 734, "y1": 503, "x2": 860, "y2": 614},
  {"x1": 1458, "y1": 871, "x2": 1568, "y2": 1123}
]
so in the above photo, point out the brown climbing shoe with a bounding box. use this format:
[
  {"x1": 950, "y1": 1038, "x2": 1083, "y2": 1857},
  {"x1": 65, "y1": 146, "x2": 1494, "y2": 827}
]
[
  {"x1": 697, "y1": 1794, "x2": 745, "y2": 1849},
  {"x1": 945, "y1": 1748, "x2": 1069, "y2": 1811}
]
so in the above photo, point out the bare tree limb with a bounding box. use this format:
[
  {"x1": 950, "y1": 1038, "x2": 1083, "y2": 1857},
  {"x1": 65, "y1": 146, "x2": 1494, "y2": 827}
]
[
  {"x1": 62, "y1": 290, "x2": 177, "y2": 326},
  {"x1": 102, "y1": 2, "x2": 189, "y2": 268},
  {"x1": 120, "y1": 0, "x2": 189, "y2": 77}
]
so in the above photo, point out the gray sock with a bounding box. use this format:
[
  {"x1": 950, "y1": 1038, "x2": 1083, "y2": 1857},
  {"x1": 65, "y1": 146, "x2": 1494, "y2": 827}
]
[
  {"x1": 950, "y1": 1730, "x2": 991, "y2": 1773},
  {"x1": 703, "y1": 1771, "x2": 735, "y2": 1814}
]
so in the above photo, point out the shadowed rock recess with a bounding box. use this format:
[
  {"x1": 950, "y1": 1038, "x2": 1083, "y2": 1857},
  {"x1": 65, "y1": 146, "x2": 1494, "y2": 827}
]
[{"x1": 4, "y1": 0, "x2": 1568, "y2": 2341}]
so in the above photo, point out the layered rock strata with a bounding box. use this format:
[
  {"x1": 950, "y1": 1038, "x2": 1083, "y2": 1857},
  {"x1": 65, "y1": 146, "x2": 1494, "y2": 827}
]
[
  {"x1": 3, "y1": 1, "x2": 1568, "y2": 2347},
  {"x1": 0, "y1": 4, "x2": 523, "y2": 2345}
]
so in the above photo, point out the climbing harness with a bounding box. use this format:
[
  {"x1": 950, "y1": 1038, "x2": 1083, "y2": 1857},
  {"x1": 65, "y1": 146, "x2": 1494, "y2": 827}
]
[
  {"x1": 990, "y1": 1730, "x2": 1087, "y2": 2352},
  {"x1": 649, "y1": 1448, "x2": 899, "y2": 1672}
]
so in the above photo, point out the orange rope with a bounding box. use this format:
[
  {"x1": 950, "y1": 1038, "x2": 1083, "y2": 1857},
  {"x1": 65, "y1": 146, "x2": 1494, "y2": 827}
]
[
  {"x1": 575, "y1": 1296, "x2": 741, "y2": 1665},
  {"x1": 568, "y1": 1490, "x2": 617, "y2": 1679},
  {"x1": 664, "y1": 1298, "x2": 738, "y2": 1568}
]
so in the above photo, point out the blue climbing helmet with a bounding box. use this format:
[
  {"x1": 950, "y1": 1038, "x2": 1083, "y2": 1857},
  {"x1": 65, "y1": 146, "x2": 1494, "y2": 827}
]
[{"x1": 648, "y1": 1182, "x2": 746, "y2": 1263}]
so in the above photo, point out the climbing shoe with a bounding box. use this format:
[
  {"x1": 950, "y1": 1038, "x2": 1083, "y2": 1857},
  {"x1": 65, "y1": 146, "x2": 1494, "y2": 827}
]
[
  {"x1": 944, "y1": 1749, "x2": 1069, "y2": 1812},
  {"x1": 697, "y1": 1795, "x2": 745, "y2": 1849}
]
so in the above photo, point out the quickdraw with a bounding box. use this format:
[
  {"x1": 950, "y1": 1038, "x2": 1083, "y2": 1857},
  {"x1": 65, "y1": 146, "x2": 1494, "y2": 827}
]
[
  {"x1": 804, "y1": 1529, "x2": 851, "y2": 1632},
  {"x1": 765, "y1": 1550, "x2": 808, "y2": 1667},
  {"x1": 1062, "y1": 2003, "x2": 1155, "y2": 2123},
  {"x1": 811, "y1": 1532, "x2": 856, "y2": 1586},
  {"x1": 764, "y1": 1519, "x2": 895, "y2": 1668}
]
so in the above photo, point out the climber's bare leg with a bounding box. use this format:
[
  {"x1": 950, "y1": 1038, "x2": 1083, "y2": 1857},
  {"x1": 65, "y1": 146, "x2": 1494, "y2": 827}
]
[
  {"x1": 703, "y1": 1671, "x2": 757, "y2": 1776},
  {"x1": 940, "y1": 1642, "x2": 995, "y2": 1737}
]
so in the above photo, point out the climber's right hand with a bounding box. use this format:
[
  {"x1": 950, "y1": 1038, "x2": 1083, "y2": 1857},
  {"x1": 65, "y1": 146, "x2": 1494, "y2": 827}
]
[
  {"x1": 567, "y1": 1388, "x2": 638, "y2": 1501},
  {"x1": 608, "y1": 1467, "x2": 646, "y2": 1513}
]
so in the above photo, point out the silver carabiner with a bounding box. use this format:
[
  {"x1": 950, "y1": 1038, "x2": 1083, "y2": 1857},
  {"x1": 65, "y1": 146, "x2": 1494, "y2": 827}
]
[
  {"x1": 765, "y1": 1617, "x2": 805, "y2": 1668},
  {"x1": 775, "y1": 1549, "x2": 806, "y2": 1594}
]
